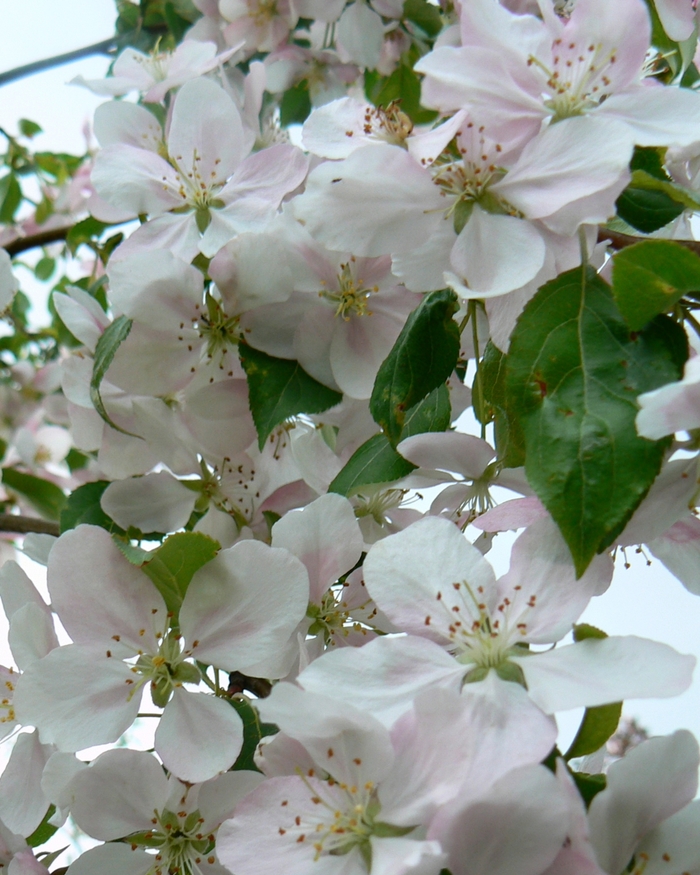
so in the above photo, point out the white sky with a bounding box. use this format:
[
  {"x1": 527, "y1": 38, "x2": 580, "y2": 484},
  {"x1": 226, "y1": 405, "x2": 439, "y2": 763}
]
[{"x1": 0, "y1": 0, "x2": 699, "y2": 804}]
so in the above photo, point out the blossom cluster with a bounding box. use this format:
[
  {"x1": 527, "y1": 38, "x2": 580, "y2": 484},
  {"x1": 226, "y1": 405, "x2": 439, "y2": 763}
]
[{"x1": 1, "y1": 0, "x2": 700, "y2": 873}]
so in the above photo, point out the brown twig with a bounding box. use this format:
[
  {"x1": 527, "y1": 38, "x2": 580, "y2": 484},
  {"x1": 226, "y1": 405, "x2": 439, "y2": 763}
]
[
  {"x1": 0, "y1": 38, "x2": 117, "y2": 88},
  {"x1": 0, "y1": 514, "x2": 59, "y2": 536},
  {"x1": 4, "y1": 226, "x2": 73, "y2": 257},
  {"x1": 598, "y1": 228, "x2": 700, "y2": 256}
]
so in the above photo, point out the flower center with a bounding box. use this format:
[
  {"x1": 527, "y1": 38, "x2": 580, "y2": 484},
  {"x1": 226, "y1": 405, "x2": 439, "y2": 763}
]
[
  {"x1": 251, "y1": 0, "x2": 279, "y2": 25},
  {"x1": 320, "y1": 261, "x2": 378, "y2": 320},
  {"x1": 134, "y1": 806, "x2": 217, "y2": 875},
  {"x1": 360, "y1": 103, "x2": 414, "y2": 147},
  {"x1": 127, "y1": 632, "x2": 201, "y2": 708},
  {"x1": 0, "y1": 672, "x2": 15, "y2": 725}
]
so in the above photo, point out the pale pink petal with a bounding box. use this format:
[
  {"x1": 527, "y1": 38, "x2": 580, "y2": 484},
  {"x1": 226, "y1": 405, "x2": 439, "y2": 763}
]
[
  {"x1": 0, "y1": 731, "x2": 52, "y2": 836},
  {"x1": 66, "y1": 844, "x2": 154, "y2": 875},
  {"x1": 101, "y1": 472, "x2": 196, "y2": 533},
  {"x1": 397, "y1": 433, "x2": 495, "y2": 480},
  {"x1": 648, "y1": 516, "x2": 700, "y2": 596},
  {"x1": 92, "y1": 145, "x2": 181, "y2": 216}
]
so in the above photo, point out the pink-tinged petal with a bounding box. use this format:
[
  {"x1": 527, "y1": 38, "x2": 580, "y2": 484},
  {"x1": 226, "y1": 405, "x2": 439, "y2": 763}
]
[
  {"x1": 92, "y1": 144, "x2": 181, "y2": 216},
  {"x1": 48, "y1": 525, "x2": 165, "y2": 653},
  {"x1": 14, "y1": 646, "x2": 140, "y2": 751},
  {"x1": 294, "y1": 305, "x2": 338, "y2": 390},
  {"x1": 337, "y1": 2, "x2": 383, "y2": 69},
  {"x1": 597, "y1": 85, "x2": 700, "y2": 149},
  {"x1": 636, "y1": 355, "x2": 700, "y2": 439},
  {"x1": 513, "y1": 636, "x2": 696, "y2": 713},
  {"x1": 210, "y1": 230, "x2": 295, "y2": 313},
  {"x1": 302, "y1": 98, "x2": 379, "y2": 159},
  {"x1": 292, "y1": 146, "x2": 444, "y2": 256},
  {"x1": 294, "y1": 0, "x2": 346, "y2": 20},
  {"x1": 391, "y1": 219, "x2": 457, "y2": 292},
  {"x1": 637, "y1": 800, "x2": 700, "y2": 875},
  {"x1": 8, "y1": 852, "x2": 47, "y2": 875},
  {"x1": 588, "y1": 731, "x2": 699, "y2": 875},
  {"x1": 0, "y1": 250, "x2": 19, "y2": 311},
  {"x1": 449, "y1": 208, "x2": 546, "y2": 298},
  {"x1": 380, "y1": 682, "x2": 555, "y2": 826},
  {"x1": 648, "y1": 516, "x2": 700, "y2": 595},
  {"x1": 429, "y1": 765, "x2": 568, "y2": 875},
  {"x1": 53, "y1": 288, "x2": 109, "y2": 353},
  {"x1": 493, "y1": 117, "x2": 633, "y2": 221},
  {"x1": 93, "y1": 100, "x2": 164, "y2": 150},
  {"x1": 397, "y1": 433, "x2": 495, "y2": 480},
  {"x1": 255, "y1": 732, "x2": 319, "y2": 777},
  {"x1": 0, "y1": 560, "x2": 51, "y2": 619},
  {"x1": 198, "y1": 770, "x2": 265, "y2": 830},
  {"x1": 156, "y1": 689, "x2": 244, "y2": 783},
  {"x1": 109, "y1": 211, "x2": 203, "y2": 264},
  {"x1": 271, "y1": 494, "x2": 363, "y2": 604},
  {"x1": 69, "y1": 748, "x2": 169, "y2": 840},
  {"x1": 179, "y1": 540, "x2": 310, "y2": 675},
  {"x1": 471, "y1": 496, "x2": 547, "y2": 531},
  {"x1": 408, "y1": 111, "x2": 469, "y2": 167},
  {"x1": 363, "y1": 516, "x2": 498, "y2": 645},
  {"x1": 217, "y1": 776, "x2": 364, "y2": 875},
  {"x1": 297, "y1": 635, "x2": 466, "y2": 727},
  {"x1": 654, "y1": 0, "x2": 697, "y2": 40},
  {"x1": 368, "y1": 838, "x2": 446, "y2": 875},
  {"x1": 259, "y1": 684, "x2": 394, "y2": 786},
  {"x1": 169, "y1": 77, "x2": 248, "y2": 181},
  {"x1": 9, "y1": 603, "x2": 59, "y2": 670},
  {"x1": 497, "y1": 517, "x2": 613, "y2": 643},
  {"x1": 66, "y1": 844, "x2": 154, "y2": 875},
  {"x1": 101, "y1": 472, "x2": 196, "y2": 533},
  {"x1": 0, "y1": 731, "x2": 52, "y2": 836}
]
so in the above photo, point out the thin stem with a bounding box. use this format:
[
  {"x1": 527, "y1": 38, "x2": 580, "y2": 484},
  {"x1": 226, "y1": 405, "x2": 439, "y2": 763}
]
[
  {"x1": 469, "y1": 300, "x2": 486, "y2": 441},
  {"x1": 684, "y1": 308, "x2": 700, "y2": 339},
  {"x1": 458, "y1": 310, "x2": 471, "y2": 334},
  {"x1": 0, "y1": 514, "x2": 59, "y2": 536},
  {"x1": 4, "y1": 226, "x2": 73, "y2": 257},
  {"x1": 0, "y1": 38, "x2": 117, "y2": 88},
  {"x1": 598, "y1": 227, "x2": 700, "y2": 257}
]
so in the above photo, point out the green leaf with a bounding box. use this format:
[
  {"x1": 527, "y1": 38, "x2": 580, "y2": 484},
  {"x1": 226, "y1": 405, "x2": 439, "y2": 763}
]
[
  {"x1": 366, "y1": 62, "x2": 439, "y2": 125},
  {"x1": 573, "y1": 623, "x2": 608, "y2": 642},
  {"x1": 504, "y1": 265, "x2": 687, "y2": 576},
  {"x1": 164, "y1": 1, "x2": 190, "y2": 40},
  {"x1": 565, "y1": 702, "x2": 622, "y2": 760},
  {"x1": 402, "y1": 0, "x2": 443, "y2": 35},
  {"x1": 615, "y1": 168, "x2": 700, "y2": 233},
  {"x1": 66, "y1": 217, "x2": 109, "y2": 255},
  {"x1": 0, "y1": 174, "x2": 22, "y2": 223},
  {"x1": 280, "y1": 81, "x2": 312, "y2": 127},
  {"x1": 239, "y1": 343, "x2": 343, "y2": 450},
  {"x1": 90, "y1": 315, "x2": 139, "y2": 437},
  {"x1": 399, "y1": 384, "x2": 451, "y2": 439},
  {"x1": 571, "y1": 771, "x2": 607, "y2": 808},
  {"x1": 228, "y1": 698, "x2": 278, "y2": 772},
  {"x1": 612, "y1": 240, "x2": 700, "y2": 330},
  {"x1": 60, "y1": 481, "x2": 125, "y2": 535},
  {"x1": 34, "y1": 257, "x2": 55, "y2": 281},
  {"x1": 370, "y1": 290, "x2": 460, "y2": 446},
  {"x1": 477, "y1": 341, "x2": 526, "y2": 468},
  {"x1": 18, "y1": 119, "x2": 42, "y2": 139},
  {"x1": 141, "y1": 532, "x2": 220, "y2": 619},
  {"x1": 329, "y1": 434, "x2": 416, "y2": 497},
  {"x1": 26, "y1": 805, "x2": 58, "y2": 848},
  {"x1": 2, "y1": 468, "x2": 66, "y2": 521}
]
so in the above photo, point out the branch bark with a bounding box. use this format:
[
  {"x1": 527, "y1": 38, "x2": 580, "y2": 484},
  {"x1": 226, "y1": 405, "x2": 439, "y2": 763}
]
[
  {"x1": 0, "y1": 38, "x2": 117, "y2": 88},
  {"x1": 4, "y1": 226, "x2": 72, "y2": 257},
  {"x1": 0, "y1": 514, "x2": 59, "y2": 536},
  {"x1": 598, "y1": 228, "x2": 700, "y2": 256}
]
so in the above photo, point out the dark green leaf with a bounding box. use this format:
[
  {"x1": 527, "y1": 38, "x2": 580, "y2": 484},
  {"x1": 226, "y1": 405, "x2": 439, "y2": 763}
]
[
  {"x1": 90, "y1": 315, "x2": 139, "y2": 437},
  {"x1": 616, "y1": 169, "x2": 700, "y2": 233},
  {"x1": 403, "y1": 0, "x2": 443, "y2": 35},
  {"x1": 239, "y1": 343, "x2": 343, "y2": 450},
  {"x1": 66, "y1": 217, "x2": 109, "y2": 255},
  {"x1": 18, "y1": 119, "x2": 42, "y2": 139},
  {"x1": 399, "y1": 384, "x2": 451, "y2": 439},
  {"x1": 0, "y1": 175, "x2": 22, "y2": 223},
  {"x1": 228, "y1": 697, "x2": 278, "y2": 772},
  {"x1": 280, "y1": 81, "x2": 312, "y2": 127},
  {"x1": 164, "y1": 1, "x2": 190, "y2": 40},
  {"x1": 2, "y1": 468, "x2": 66, "y2": 521},
  {"x1": 370, "y1": 289, "x2": 460, "y2": 445},
  {"x1": 60, "y1": 481, "x2": 125, "y2": 535},
  {"x1": 629, "y1": 146, "x2": 669, "y2": 180},
  {"x1": 612, "y1": 240, "x2": 700, "y2": 329},
  {"x1": 26, "y1": 805, "x2": 58, "y2": 847},
  {"x1": 141, "y1": 532, "x2": 220, "y2": 619},
  {"x1": 34, "y1": 257, "x2": 55, "y2": 281},
  {"x1": 477, "y1": 341, "x2": 526, "y2": 467},
  {"x1": 366, "y1": 63, "x2": 439, "y2": 125},
  {"x1": 329, "y1": 434, "x2": 416, "y2": 497},
  {"x1": 571, "y1": 771, "x2": 607, "y2": 808},
  {"x1": 565, "y1": 702, "x2": 622, "y2": 760},
  {"x1": 504, "y1": 266, "x2": 687, "y2": 575}
]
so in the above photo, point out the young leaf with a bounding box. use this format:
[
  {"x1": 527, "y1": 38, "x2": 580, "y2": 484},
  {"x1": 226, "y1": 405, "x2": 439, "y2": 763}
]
[
  {"x1": 329, "y1": 434, "x2": 417, "y2": 497},
  {"x1": 615, "y1": 169, "x2": 698, "y2": 234},
  {"x1": 565, "y1": 703, "x2": 622, "y2": 760},
  {"x1": 90, "y1": 315, "x2": 139, "y2": 437},
  {"x1": 280, "y1": 81, "x2": 312, "y2": 127},
  {"x1": 402, "y1": 0, "x2": 443, "y2": 36},
  {"x1": 26, "y1": 805, "x2": 58, "y2": 847},
  {"x1": 60, "y1": 481, "x2": 125, "y2": 535},
  {"x1": 0, "y1": 175, "x2": 22, "y2": 224},
  {"x1": 504, "y1": 266, "x2": 687, "y2": 576},
  {"x1": 370, "y1": 289, "x2": 460, "y2": 446},
  {"x1": 612, "y1": 240, "x2": 700, "y2": 330},
  {"x1": 228, "y1": 697, "x2": 278, "y2": 772},
  {"x1": 2, "y1": 468, "x2": 66, "y2": 521},
  {"x1": 141, "y1": 531, "x2": 220, "y2": 619},
  {"x1": 239, "y1": 343, "x2": 342, "y2": 450}
]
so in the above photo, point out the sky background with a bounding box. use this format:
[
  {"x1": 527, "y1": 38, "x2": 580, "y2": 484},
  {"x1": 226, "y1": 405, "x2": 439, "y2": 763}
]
[{"x1": 0, "y1": 0, "x2": 699, "y2": 809}]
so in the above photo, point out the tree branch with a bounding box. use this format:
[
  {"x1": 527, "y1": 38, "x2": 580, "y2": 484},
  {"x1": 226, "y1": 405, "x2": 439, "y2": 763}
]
[
  {"x1": 0, "y1": 514, "x2": 59, "y2": 536},
  {"x1": 4, "y1": 226, "x2": 72, "y2": 257},
  {"x1": 0, "y1": 38, "x2": 117, "y2": 88},
  {"x1": 598, "y1": 228, "x2": 700, "y2": 257}
]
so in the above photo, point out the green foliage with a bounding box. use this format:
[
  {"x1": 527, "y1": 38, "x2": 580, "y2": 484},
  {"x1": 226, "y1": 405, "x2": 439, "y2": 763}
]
[
  {"x1": 399, "y1": 384, "x2": 452, "y2": 438},
  {"x1": 2, "y1": 468, "x2": 66, "y2": 521},
  {"x1": 0, "y1": 174, "x2": 22, "y2": 223},
  {"x1": 18, "y1": 119, "x2": 42, "y2": 139},
  {"x1": 365, "y1": 61, "x2": 439, "y2": 125},
  {"x1": 571, "y1": 771, "x2": 607, "y2": 808},
  {"x1": 34, "y1": 257, "x2": 55, "y2": 282},
  {"x1": 329, "y1": 434, "x2": 417, "y2": 496},
  {"x1": 140, "y1": 531, "x2": 220, "y2": 620},
  {"x1": 26, "y1": 805, "x2": 58, "y2": 848},
  {"x1": 90, "y1": 315, "x2": 139, "y2": 436},
  {"x1": 239, "y1": 343, "x2": 343, "y2": 450},
  {"x1": 476, "y1": 341, "x2": 526, "y2": 467},
  {"x1": 504, "y1": 266, "x2": 687, "y2": 575},
  {"x1": 612, "y1": 240, "x2": 700, "y2": 329},
  {"x1": 280, "y1": 82, "x2": 312, "y2": 127},
  {"x1": 616, "y1": 168, "x2": 700, "y2": 233},
  {"x1": 370, "y1": 289, "x2": 460, "y2": 446},
  {"x1": 565, "y1": 702, "x2": 623, "y2": 760},
  {"x1": 66, "y1": 217, "x2": 110, "y2": 256},
  {"x1": 60, "y1": 481, "x2": 125, "y2": 535},
  {"x1": 403, "y1": 0, "x2": 443, "y2": 36},
  {"x1": 228, "y1": 697, "x2": 278, "y2": 772}
]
